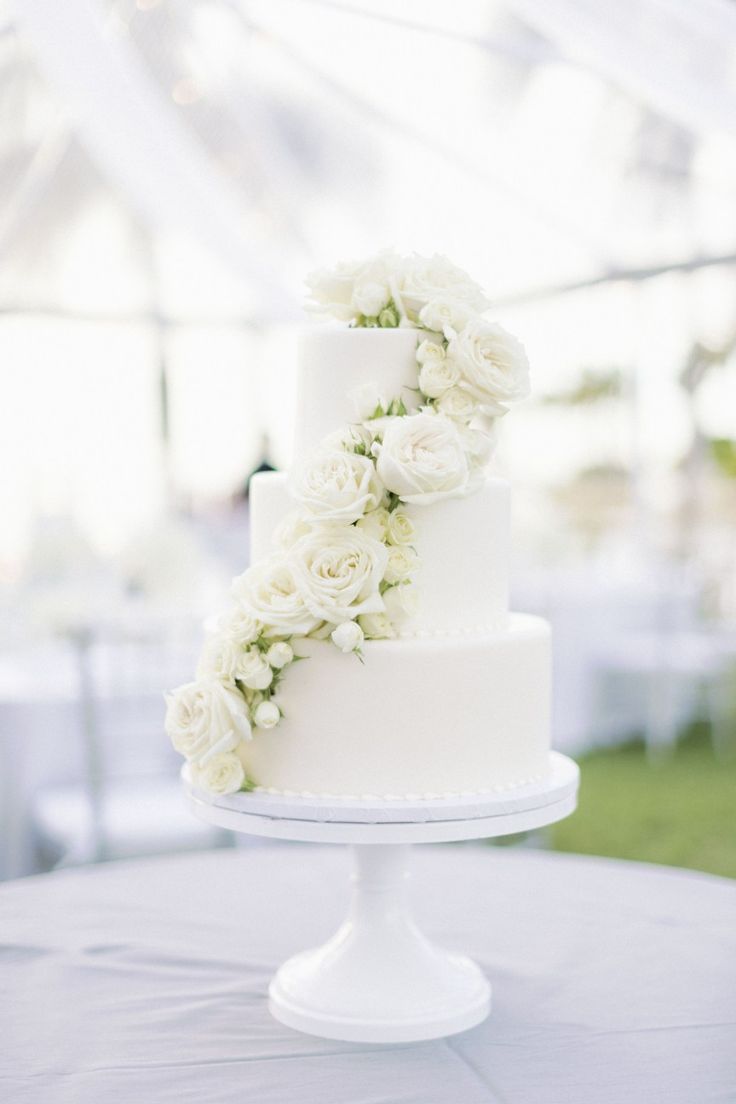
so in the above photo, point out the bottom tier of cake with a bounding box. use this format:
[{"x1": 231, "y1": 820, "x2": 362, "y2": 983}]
[{"x1": 237, "y1": 613, "x2": 551, "y2": 798}]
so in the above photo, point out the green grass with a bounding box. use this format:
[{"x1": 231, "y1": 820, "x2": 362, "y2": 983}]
[{"x1": 546, "y1": 725, "x2": 736, "y2": 879}]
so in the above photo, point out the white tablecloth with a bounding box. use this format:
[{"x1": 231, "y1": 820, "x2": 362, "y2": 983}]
[{"x1": 2, "y1": 846, "x2": 734, "y2": 1103}]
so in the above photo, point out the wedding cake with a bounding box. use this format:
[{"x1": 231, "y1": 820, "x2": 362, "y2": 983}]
[{"x1": 166, "y1": 252, "x2": 551, "y2": 799}]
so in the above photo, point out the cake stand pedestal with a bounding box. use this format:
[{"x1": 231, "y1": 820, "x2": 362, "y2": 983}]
[{"x1": 183, "y1": 751, "x2": 579, "y2": 1044}]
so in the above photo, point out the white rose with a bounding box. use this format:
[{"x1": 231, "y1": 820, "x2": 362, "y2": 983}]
[
  {"x1": 418, "y1": 354, "x2": 460, "y2": 399},
  {"x1": 254, "y1": 700, "x2": 281, "y2": 729},
  {"x1": 323, "y1": 422, "x2": 374, "y2": 454},
  {"x1": 416, "y1": 338, "x2": 445, "y2": 366},
  {"x1": 352, "y1": 279, "x2": 390, "y2": 318},
  {"x1": 288, "y1": 527, "x2": 388, "y2": 625},
  {"x1": 192, "y1": 751, "x2": 245, "y2": 795},
  {"x1": 238, "y1": 648, "x2": 273, "y2": 690},
  {"x1": 292, "y1": 449, "x2": 383, "y2": 523},
  {"x1": 383, "y1": 582, "x2": 419, "y2": 623},
  {"x1": 331, "y1": 620, "x2": 365, "y2": 653},
  {"x1": 376, "y1": 412, "x2": 470, "y2": 505},
  {"x1": 220, "y1": 606, "x2": 262, "y2": 645},
  {"x1": 386, "y1": 511, "x2": 415, "y2": 545},
  {"x1": 304, "y1": 261, "x2": 360, "y2": 321},
  {"x1": 266, "y1": 641, "x2": 293, "y2": 668},
  {"x1": 358, "y1": 611, "x2": 395, "y2": 639},
  {"x1": 448, "y1": 319, "x2": 530, "y2": 414},
  {"x1": 271, "y1": 510, "x2": 317, "y2": 551},
  {"x1": 436, "y1": 386, "x2": 478, "y2": 420},
  {"x1": 356, "y1": 506, "x2": 390, "y2": 542},
  {"x1": 196, "y1": 633, "x2": 243, "y2": 683},
  {"x1": 232, "y1": 557, "x2": 321, "y2": 636},
  {"x1": 419, "y1": 298, "x2": 472, "y2": 336},
  {"x1": 305, "y1": 252, "x2": 400, "y2": 323},
  {"x1": 399, "y1": 253, "x2": 490, "y2": 319},
  {"x1": 347, "y1": 382, "x2": 386, "y2": 421},
  {"x1": 165, "y1": 678, "x2": 252, "y2": 763},
  {"x1": 383, "y1": 545, "x2": 418, "y2": 584}
]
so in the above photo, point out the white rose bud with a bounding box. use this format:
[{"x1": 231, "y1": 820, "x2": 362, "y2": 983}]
[
  {"x1": 383, "y1": 545, "x2": 418, "y2": 584},
  {"x1": 266, "y1": 641, "x2": 293, "y2": 669},
  {"x1": 192, "y1": 751, "x2": 245, "y2": 795},
  {"x1": 348, "y1": 382, "x2": 386, "y2": 421},
  {"x1": 356, "y1": 506, "x2": 390, "y2": 542},
  {"x1": 436, "y1": 386, "x2": 478, "y2": 420},
  {"x1": 416, "y1": 338, "x2": 445, "y2": 366},
  {"x1": 239, "y1": 648, "x2": 274, "y2": 690},
  {"x1": 378, "y1": 304, "x2": 400, "y2": 328},
  {"x1": 331, "y1": 620, "x2": 365, "y2": 653},
  {"x1": 254, "y1": 700, "x2": 281, "y2": 729},
  {"x1": 418, "y1": 356, "x2": 460, "y2": 399},
  {"x1": 386, "y1": 511, "x2": 415, "y2": 545},
  {"x1": 323, "y1": 423, "x2": 374, "y2": 454},
  {"x1": 358, "y1": 611, "x2": 395, "y2": 639},
  {"x1": 352, "y1": 280, "x2": 389, "y2": 317},
  {"x1": 419, "y1": 298, "x2": 471, "y2": 336}
]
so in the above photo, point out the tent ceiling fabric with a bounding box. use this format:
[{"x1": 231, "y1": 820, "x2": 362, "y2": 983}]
[
  {"x1": 15, "y1": 0, "x2": 298, "y2": 318},
  {"x1": 7, "y1": 0, "x2": 736, "y2": 314},
  {"x1": 505, "y1": 0, "x2": 736, "y2": 140}
]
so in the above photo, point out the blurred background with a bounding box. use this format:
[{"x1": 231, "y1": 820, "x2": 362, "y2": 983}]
[{"x1": 1, "y1": 0, "x2": 735, "y2": 881}]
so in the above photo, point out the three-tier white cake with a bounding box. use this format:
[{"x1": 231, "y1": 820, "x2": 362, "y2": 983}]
[
  {"x1": 166, "y1": 252, "x2": 552, "y2": 803},
  {"x1": 241, "y1": 327, "x2": 551, "y2": 797}
]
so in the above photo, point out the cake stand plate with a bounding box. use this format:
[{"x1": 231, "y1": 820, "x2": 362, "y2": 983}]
[{"x1": 183, "y1": 752, "x2": 579, "y2": 1044}]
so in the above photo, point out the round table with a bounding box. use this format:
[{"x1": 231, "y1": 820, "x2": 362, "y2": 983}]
[{"x1": 2, "y1": 846, "x2": 734, "y2": 1103}]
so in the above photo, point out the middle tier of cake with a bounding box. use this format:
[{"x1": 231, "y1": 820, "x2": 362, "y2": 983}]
[{"x1": 249, "y1": 471, "x2": 510, "y2": 636}]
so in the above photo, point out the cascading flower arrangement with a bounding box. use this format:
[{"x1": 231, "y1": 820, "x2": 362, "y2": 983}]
[{"x1": 166, "y1": 252, "x2": 530, "y2": 795}]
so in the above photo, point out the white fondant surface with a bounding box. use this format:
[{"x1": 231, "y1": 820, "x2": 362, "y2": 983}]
[
  {"x1": 294, "y1": 326, "x2": 420, "y2": 462},
  {"x1": 249, "y1": 470, "x2": 293, "y2": 562},
  {"x1": 238, "y1": 614, "x2": 550, "y2": 797}
]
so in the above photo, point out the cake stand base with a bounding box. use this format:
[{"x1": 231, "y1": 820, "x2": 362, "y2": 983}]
[
  {"x1": 184, "y1": 752, "x2": 579, "y2": 1044},
  {"x1": 268, "y1": 844, "x2": 490, "y2": 1043}
]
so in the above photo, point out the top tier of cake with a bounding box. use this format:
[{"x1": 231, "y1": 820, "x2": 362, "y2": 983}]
[
  {"x1": 293, "y1": 327, "x2": 420, "y2": 463},
  {"x1": 250, "y1": 326, "x2": 511, "y2": 636}
]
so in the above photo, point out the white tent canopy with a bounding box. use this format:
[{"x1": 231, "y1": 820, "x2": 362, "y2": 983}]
[
  {"x1": 1, "y1": 0, "x2": 735, "y2": 564},
  {"x1": 8, "y1": 0, "x2": 736, "y2": 311}
]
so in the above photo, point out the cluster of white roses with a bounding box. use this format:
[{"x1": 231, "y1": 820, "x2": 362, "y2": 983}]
[
  {"x1": 167, "y1": 252, "x2": 530, "y2": 795},
  {"x1": 306, "y1": 250, "x2": 491, "y2": 330}
]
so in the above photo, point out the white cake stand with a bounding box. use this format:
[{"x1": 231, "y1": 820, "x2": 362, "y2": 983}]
[{"x1": 183, "y1": 751, "x2": 579, "y2": 1044}]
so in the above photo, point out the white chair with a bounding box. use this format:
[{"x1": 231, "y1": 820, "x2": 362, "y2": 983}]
[{"x1": 30, "y1": 616, "x2": 230, "y2": 870}]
